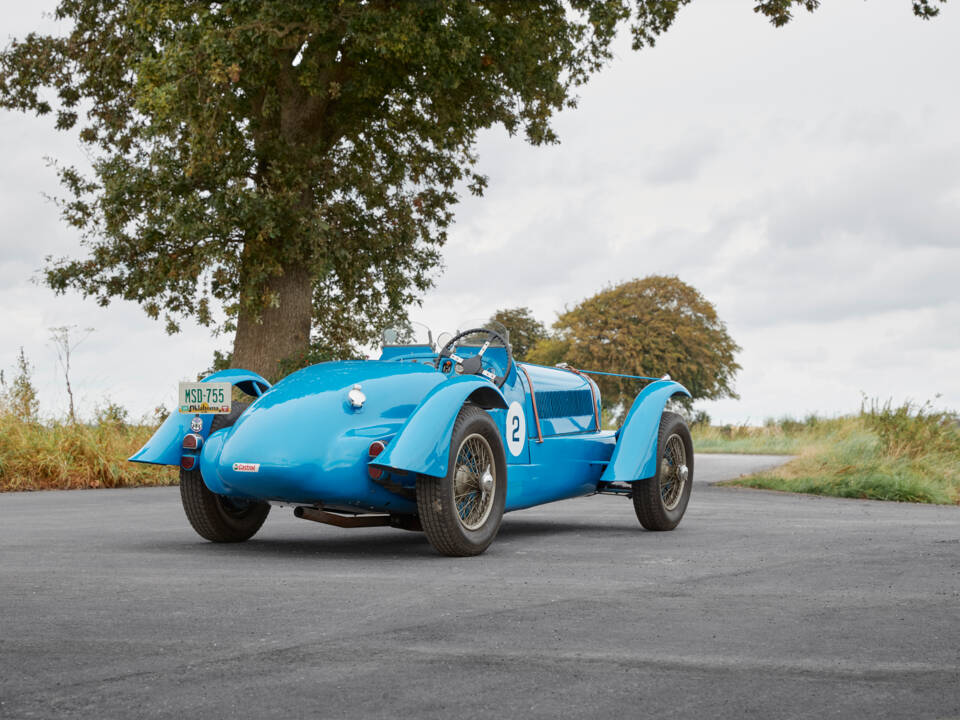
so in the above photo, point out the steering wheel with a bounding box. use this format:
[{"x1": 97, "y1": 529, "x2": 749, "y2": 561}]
[{"x1": 435, "y1": 328, "x2": 513, "y2": 389}]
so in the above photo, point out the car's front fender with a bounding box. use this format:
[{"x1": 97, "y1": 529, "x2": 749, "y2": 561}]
[
  {"x1": 371, "y1": 376, "x2": 507, "y2": 479},
  {"x1": 128, "y1": 369, "x2": 271, "y2": 466},
  {"x1": 600, "y1": 380, "x2": 691, "y2": 483}
]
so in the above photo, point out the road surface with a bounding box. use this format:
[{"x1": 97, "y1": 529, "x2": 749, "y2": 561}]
[{"x1": 1, "y1": 453, "x2": 958, "y2": 719}]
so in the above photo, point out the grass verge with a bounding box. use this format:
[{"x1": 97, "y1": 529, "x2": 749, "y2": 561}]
[
  {"x1": 0, "y1": 412, "x2": 176, "y2": 491},
  {"x1": 694, "y1": 402, "x2": 960, "y2": 505}
]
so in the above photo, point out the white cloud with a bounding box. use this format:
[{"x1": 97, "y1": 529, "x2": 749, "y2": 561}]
[{"x1": 1, "y1": 0, "x2": 958, "y2": 423}]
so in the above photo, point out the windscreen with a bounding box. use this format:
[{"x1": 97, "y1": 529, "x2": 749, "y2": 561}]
[{"x1": 381, "y1": 321, "x2": 433, "y2": 348}]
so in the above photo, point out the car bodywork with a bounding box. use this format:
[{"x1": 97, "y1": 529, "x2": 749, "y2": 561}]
[{"x1": 132, "y1": 329, "x2": 690, "y2": 533}]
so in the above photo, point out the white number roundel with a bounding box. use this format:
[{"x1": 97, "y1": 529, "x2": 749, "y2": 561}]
[{"x1": 505, "y1": 401, "x2": 526, "y2": 457}]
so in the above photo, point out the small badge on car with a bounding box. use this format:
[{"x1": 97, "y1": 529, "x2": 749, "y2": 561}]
[{"x1": 233, "y1": 462, "x2": 260, "y2": 473}]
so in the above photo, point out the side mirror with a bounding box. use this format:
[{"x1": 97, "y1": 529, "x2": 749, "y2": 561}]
[{"x1": 435, "y1": 331, "x2": 453, "y2": 351}]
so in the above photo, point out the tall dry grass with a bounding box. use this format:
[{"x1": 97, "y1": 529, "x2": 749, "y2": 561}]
[
  {"x1": 697, "y1": 401, "x2": 960, "y2": 505},
  {"x1": 0, "y1": 412, "x2": 176, "y2": 491}
]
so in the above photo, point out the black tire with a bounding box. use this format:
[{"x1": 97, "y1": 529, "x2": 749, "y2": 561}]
[
  {"x1": 179, "y1": 401, "x2": 270, "y2": 542},
  {"x1": 632, "y1": 411, "x2": 693, "y2": 531},
  {"x1": 416, "y1": 405, "x2": 507, "y2": 556}
]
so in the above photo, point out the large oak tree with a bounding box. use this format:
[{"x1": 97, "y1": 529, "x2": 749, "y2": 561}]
[{"x1": 0, "y1": 1, "x2": 944, "y2": 379}]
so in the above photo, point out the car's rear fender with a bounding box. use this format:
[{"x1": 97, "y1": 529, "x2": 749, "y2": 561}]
[
  {"x1": 371, "y1": 376, "x2": 508, "y2": 479},
  {"x1": 600, "y1": 380, "x2": 691, "y2": 483},
  {"x1": 128, "y1": 369, "x2": 271, "y2": 466}
]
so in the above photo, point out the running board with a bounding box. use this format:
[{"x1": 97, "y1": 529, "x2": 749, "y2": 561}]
[{"x1": 294, "y1": 506, "x2": 391, "y2": 528}]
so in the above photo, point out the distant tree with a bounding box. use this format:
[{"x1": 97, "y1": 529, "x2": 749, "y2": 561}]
[
  {"x1": 524, "y1": 337, "x2": 571, "y2": 368},
  {"x1": 1, "y1": 348, "x2": 40, "y2": 422},
  {"x1": 528, "y1": 276, "x2": 741, "y2": 408},
  {"x1": 490, "y1": 307, "x2": 548, "y2": 361},
  {"x1": 0, "y1": 2, "x2": 941, "y2": 381}
]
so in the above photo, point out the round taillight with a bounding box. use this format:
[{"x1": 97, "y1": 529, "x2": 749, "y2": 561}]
[
  {"x1": 181, "y1": 455, "x2": 196, "y2": 471},
  {"x1": 368, "y1": 441, "x2": 386, "y2": 480}
]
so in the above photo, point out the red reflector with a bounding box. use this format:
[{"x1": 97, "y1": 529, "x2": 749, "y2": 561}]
[
  {"x1": 181, "y1": 455, "x2": 196, "y2": 470},
  {"x1": 368, "y1": 441, "x2": 386, "y2": 480},
  {"x1": 182, "y1": 433, "x2": 202, "y2": 451}
]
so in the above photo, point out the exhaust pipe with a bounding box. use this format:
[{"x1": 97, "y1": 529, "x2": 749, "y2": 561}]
[{"x1": 293, "y1": 506, "x2": 391, "y2": 528}]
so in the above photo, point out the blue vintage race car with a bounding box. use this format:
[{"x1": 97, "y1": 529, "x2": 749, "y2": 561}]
[{"x1": 131, "y1": 321, "x2": 694, "y2": 556}]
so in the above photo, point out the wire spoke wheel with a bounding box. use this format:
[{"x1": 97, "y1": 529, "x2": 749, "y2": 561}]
[
  {"x1": 416, "y1": 405, "x2": 507, "y2": 556},
  {"x1": 453, "y1": 433, "x2": 496, "y2": 530},
  {"x1": 660, "y1": 433, "x2": 688, "y2": 511},
  {"x1": 633, "y1": 412, "x2": 693, "y2": 531}
]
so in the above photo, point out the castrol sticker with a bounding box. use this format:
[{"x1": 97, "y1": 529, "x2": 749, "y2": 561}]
[{"x1": 232, "y1": 462, "x2": 260, "y2": 473}]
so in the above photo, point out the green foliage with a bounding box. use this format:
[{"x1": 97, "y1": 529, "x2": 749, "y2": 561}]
[
  {"x1": 687, "y1": 408, "x2": 712, "y2": 427},
  {"x1": 634, "y1": 0, "x2": 945, "y2": 41},
  {"x1": 0, "y1": 1, "x2": 628, "y2": 370},
  {"x1": 525, "y1": 337, "x2": 571, "y2": 368},
  {"x1": 703, "y1": 401, "x2": 960, "y2": 505},
  {"x1": 531, "y1": 276, "x2": 741, "y2": 408},
  {"x1": 490, "y1": 307, "x2": 548, "y2": 361},
  {"x1": 201, "y1": 350, "x2": 235, "y2": 380},
  {"x1": 1, "y1": 348, "x2": 40, "y2": 423},
  {"x1": 93, "y1": 401, "x2": 129, "y2": 427},
  {"x1": 1, "y1": 1, "x2": 939, "y2": 377}
]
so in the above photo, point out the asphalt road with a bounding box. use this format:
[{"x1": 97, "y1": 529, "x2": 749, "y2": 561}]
[{"x1": 1, "y1": 454, "x2": 958, "y2": 720}]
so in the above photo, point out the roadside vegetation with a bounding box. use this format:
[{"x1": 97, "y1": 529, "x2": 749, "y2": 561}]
[
  {"x1": 695, "y1": 401, "x2": 960, "y2": 505},
  {"x1": 0, "y1": 414, "x2": 176, "y2": 492},
  {"x1": 0, "y1": 347, "x2": 175, "y2": 492}
]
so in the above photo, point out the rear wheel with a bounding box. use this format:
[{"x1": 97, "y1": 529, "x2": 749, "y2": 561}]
[
  {"x1": 632, "y1": 411, "x2": 693, "y2": 531},
  {"x1": 179, "y1": 401, "x2": 270, "y2": 542},
  {"x1": 417, "y1": 405, "x2": 506, "y2": 556}
]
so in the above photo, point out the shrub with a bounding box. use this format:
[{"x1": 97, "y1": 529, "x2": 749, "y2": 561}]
[
  {"x1": 860, "y1": 397, "x2": 960, "y2": 459},
  {"x1": 1, "y1": 348, "x2": 39, "y2": 423},
  {"x1": 94, "y1": 401, "x2": 129, "y2": 427}
]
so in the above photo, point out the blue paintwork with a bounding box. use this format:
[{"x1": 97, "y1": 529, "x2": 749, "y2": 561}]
[
  {"x1": 600, "y1": 379, "x2": 691, "y2": 483},
  {"x1": 379, "y1": 344, "x2": 435, "y2": 362},
  {"x1": 199, "y1": 361, "x2": 443, "y2": 512},
  {"x1": 516, "y1": 363, "x2": 598, "y2": 436},
  {"x1": 128, "y1": 371, "x2": 272, "y2": 466},
  {"x1": 130, "y1": 340, "x2": 692, "y2": 517},
  {"x1": 506, "y1": 431, "x2": 616, "y2": 511},
  {"x1": 371, "y1": 375, "x2": 507, "y2": 479}
]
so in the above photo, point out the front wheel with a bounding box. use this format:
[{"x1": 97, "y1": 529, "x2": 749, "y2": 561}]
[
  {"x1": 632, "y1": 411, "x2": 693, "y2": 531},
  {"x1": 417, "y1": 405, "x2": 507, "y2": 556}
]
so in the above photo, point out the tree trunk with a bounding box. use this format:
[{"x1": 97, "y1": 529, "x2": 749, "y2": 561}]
[{"x1": 231, "y1": 263, "x2": 313, "y2": 381}]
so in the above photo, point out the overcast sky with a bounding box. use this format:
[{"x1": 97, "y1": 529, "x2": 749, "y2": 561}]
[{"x1": 1, "y1": 1, "x2": 958, "y2": 424}]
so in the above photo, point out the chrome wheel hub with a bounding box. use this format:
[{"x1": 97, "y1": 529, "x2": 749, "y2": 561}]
[
  {"x1": 480, "y1": 468, "x2": 494, "y2": 494},
  {"x1": 453, "y1": 433, "x2": 496, "y2": 531},
  {"x1": 660, "y1": 434, "x2": 688, "y2": 511}
]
